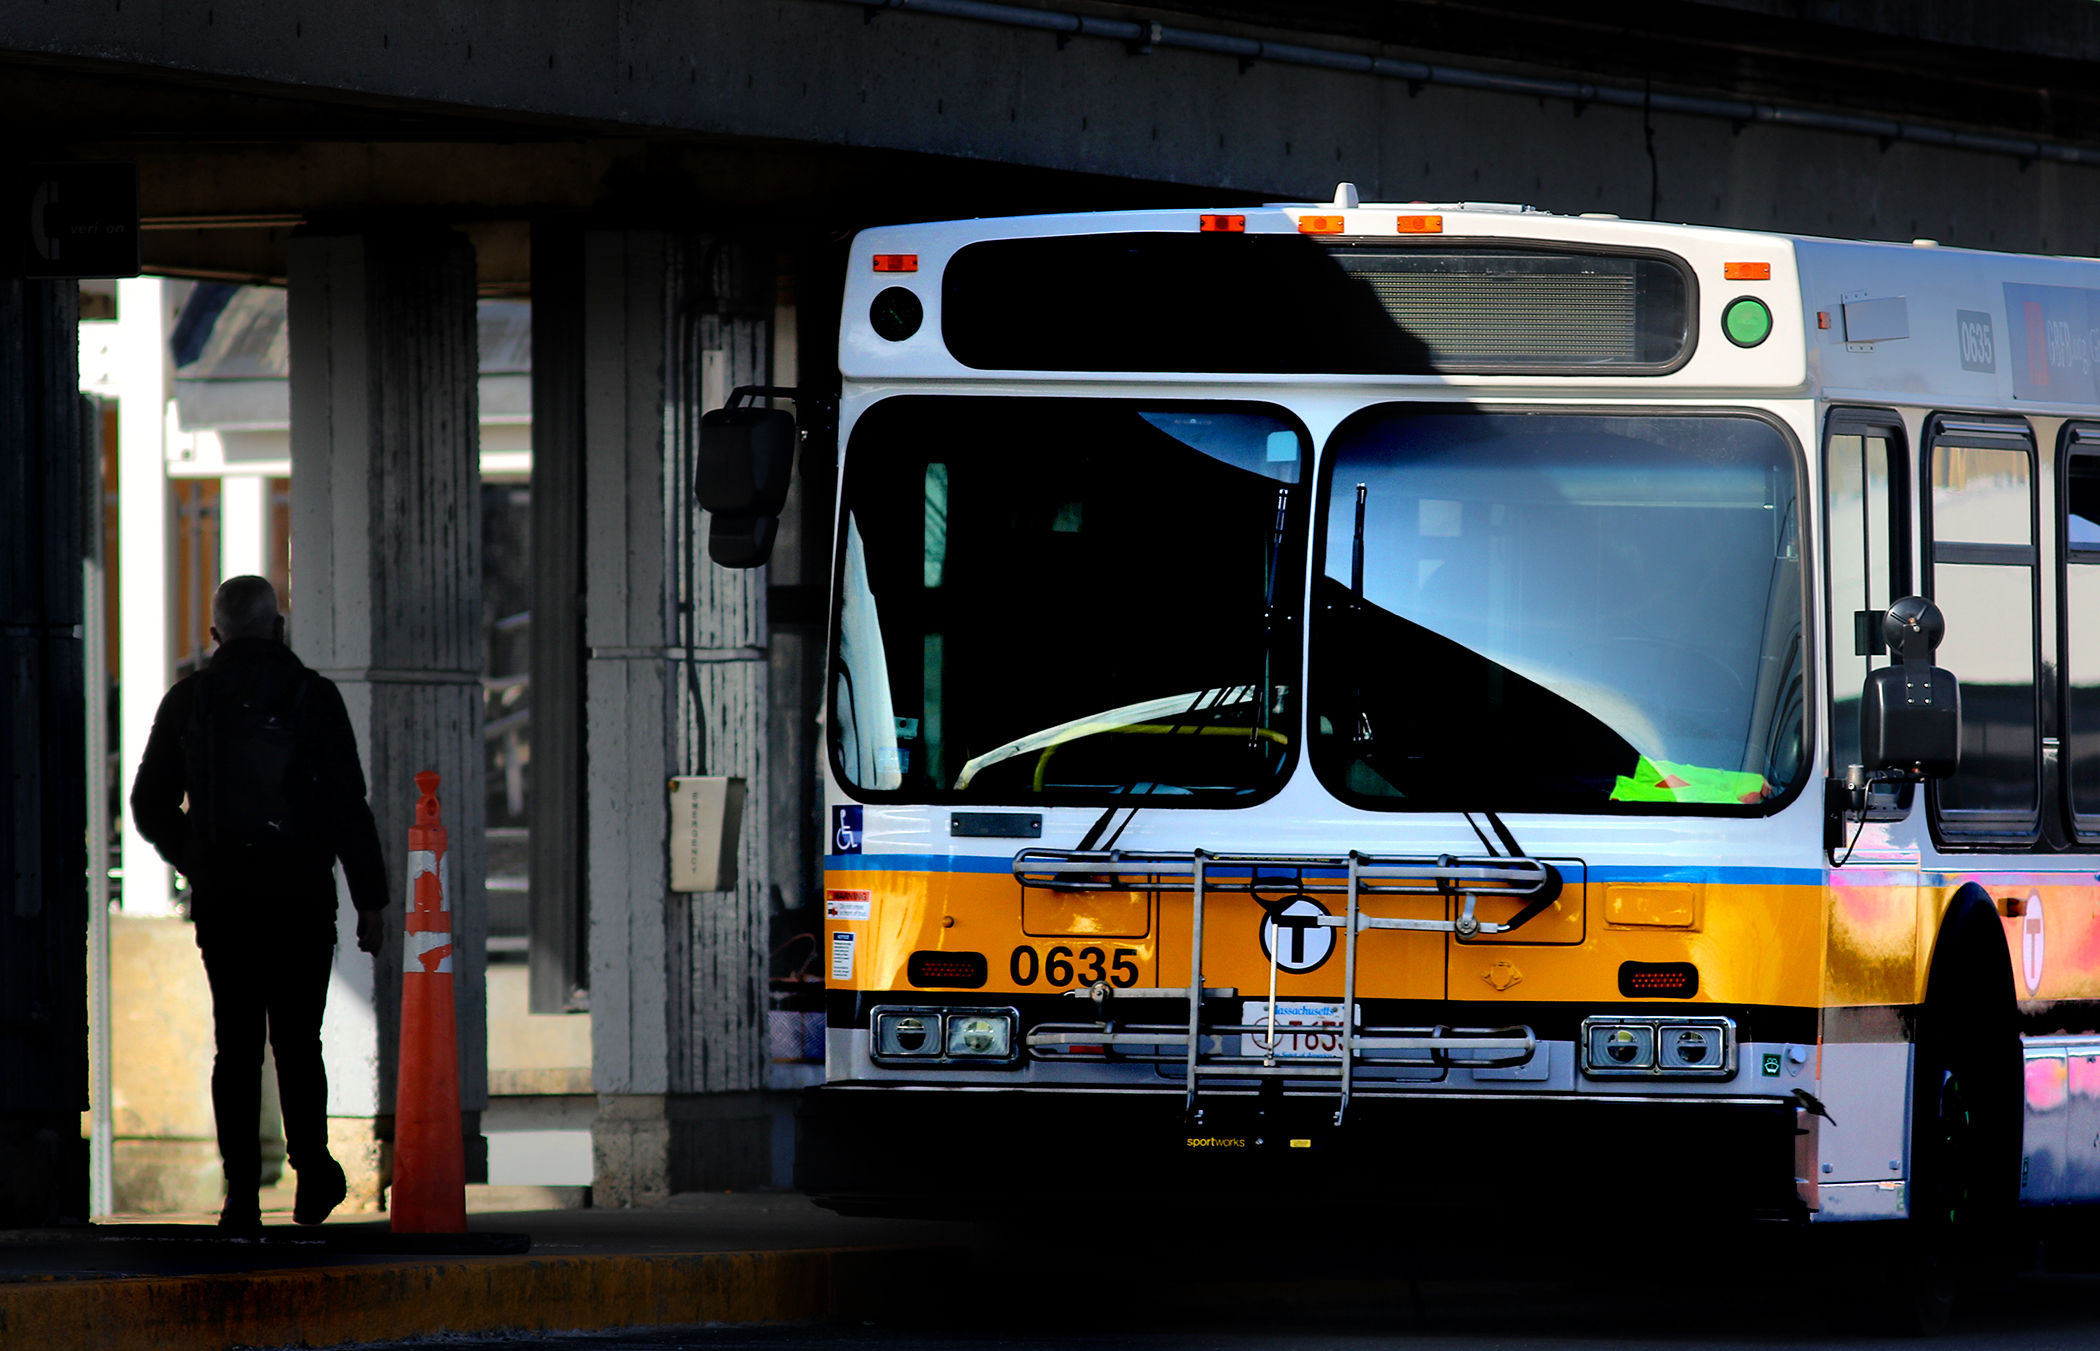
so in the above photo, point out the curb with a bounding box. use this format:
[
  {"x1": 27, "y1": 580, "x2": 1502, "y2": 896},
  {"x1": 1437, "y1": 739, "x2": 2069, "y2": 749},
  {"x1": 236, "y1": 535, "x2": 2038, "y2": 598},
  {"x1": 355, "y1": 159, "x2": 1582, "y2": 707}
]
[{"x1": 0, "y1": 1244, "x2": 957, "y2": 1351}]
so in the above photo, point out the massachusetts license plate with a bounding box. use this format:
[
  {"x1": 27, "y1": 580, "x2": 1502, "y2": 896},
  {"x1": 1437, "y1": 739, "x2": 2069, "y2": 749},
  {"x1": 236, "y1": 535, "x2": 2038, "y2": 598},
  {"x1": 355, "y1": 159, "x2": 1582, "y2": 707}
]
[{"x1": 1240, "y1": 1000, "x2": 1345, "y2": 1058}]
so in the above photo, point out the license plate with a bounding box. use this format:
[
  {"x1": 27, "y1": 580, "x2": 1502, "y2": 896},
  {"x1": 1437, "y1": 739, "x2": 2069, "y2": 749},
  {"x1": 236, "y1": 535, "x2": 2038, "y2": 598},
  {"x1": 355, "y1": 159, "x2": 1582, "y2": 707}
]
[{"x1": 1240, "y1": 1000, "x2": 1345, "y2": 1058}]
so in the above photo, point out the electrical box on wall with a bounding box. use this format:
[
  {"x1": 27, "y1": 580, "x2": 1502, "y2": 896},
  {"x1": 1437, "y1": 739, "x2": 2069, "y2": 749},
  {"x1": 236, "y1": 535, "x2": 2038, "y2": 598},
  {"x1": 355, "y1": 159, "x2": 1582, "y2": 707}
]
[{"x1": 669, "y1": 776, "x2": 746, "y2": 892}]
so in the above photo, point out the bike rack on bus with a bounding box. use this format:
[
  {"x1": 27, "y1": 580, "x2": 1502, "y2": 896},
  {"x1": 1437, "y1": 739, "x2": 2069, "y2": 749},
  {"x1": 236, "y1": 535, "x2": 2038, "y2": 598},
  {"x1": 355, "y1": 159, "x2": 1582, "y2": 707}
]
[{"x1": 1011, "y1": 848, "x2": 1558, "y2": 1123}]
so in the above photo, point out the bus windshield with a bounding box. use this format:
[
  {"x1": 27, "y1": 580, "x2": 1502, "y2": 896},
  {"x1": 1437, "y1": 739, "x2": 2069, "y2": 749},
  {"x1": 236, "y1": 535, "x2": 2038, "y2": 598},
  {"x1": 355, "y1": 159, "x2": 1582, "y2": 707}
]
[
  {"x1": 1310, "y1": 408, "x2": 1805, "y2": 814},
  {"x1": 832, "y1": 397, "x2": 1307, "y2": 802}
]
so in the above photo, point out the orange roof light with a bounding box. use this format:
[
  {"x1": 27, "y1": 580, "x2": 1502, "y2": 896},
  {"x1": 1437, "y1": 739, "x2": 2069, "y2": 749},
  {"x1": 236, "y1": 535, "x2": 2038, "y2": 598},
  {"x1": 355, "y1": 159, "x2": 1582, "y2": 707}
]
[
  {"x1": 872, "y1": 254, "x2": 919, "y2": 273},
  {"x1": 1200, "y1": 214, "x2": 1246, "y2": 232},
  {"x1": 1723, "y1": 261, "x2": 1771, "y2": 281},
  {"x1": 1298, "y1": 215, "x2": 1345, "y2": 235},
  {"x1": 1395, "y1": 215, "x2": 1444, "y2": 234}
]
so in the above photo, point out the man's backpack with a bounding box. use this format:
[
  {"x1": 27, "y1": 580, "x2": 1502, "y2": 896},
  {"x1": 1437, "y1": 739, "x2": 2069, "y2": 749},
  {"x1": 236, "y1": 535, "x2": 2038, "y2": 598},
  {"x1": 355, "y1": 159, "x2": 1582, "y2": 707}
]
[{"x1": 182, "y1": 661, "x2": 317, "y2": 866}]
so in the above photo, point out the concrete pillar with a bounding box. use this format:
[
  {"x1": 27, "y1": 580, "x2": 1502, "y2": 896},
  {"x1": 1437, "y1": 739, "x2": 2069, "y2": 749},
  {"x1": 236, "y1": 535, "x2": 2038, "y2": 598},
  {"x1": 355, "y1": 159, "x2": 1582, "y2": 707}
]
[
  {"x1": 583, "y1": 232, "x2": 774, "y2": 1205},
  {"x1": 288, "y1": 229, "x2": 488, "y2": 1206},
  {"x1": 0, "y1": 274, "x2": 88, "y2": 1225},
  {"x1": 527, "y1": 221, "x2": 587, "y2": 1016},
  {"x1": 115, "y1": 277, "x2": 173, "y2": 917},
  {"x1": 766, "y1": 272, "x2": 815, "y2": 968},
  {"x1": 767, "y1": 249, "x2": 837, "y2": 989}
]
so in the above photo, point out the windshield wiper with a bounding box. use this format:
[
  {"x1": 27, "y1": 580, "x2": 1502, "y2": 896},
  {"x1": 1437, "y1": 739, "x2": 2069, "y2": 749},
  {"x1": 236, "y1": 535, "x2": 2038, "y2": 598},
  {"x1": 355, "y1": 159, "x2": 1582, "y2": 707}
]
[
  {"x1": 1462, "y1": 809, "x2": 1564, "y2": 928},
  {"x1": 1351, "y1": 482, "x2": 1367, "y2": 603},
  {"x1": 1482, "y1": 810, "x2": 1525, "y2": 858},
  {"x1": 1252, "y1": 485, "x2": 1290, "y2": 749},
  {"x1": 1074, "y1": 804, "x2": 1140, "y2": 853},
  {"x1": 1461, "y1": 810, "x2": 1523, "y2": 860},
  {"x1": 1349, "y1": 482, "x2": 1372, "y2": 749}
]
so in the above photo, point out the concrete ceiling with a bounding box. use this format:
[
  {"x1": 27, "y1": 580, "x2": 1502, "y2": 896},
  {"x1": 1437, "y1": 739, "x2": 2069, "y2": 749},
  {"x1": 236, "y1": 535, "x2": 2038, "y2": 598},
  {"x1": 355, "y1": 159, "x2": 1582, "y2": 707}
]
[{"x1": 7, "y1": 0, "x2": 2098, "y2": 288}]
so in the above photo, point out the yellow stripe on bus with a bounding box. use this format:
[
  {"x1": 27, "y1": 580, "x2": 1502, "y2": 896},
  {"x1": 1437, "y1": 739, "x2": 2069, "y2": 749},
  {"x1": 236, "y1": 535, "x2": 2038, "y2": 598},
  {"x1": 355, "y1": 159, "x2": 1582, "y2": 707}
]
[{"x1": 821, "y1": 870, "x2": 2100, "y2": 1011}]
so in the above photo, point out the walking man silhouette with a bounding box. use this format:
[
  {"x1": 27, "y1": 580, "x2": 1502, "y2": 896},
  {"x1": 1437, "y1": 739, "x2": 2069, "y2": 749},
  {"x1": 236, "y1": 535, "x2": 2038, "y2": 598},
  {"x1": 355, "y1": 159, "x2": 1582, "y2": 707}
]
[{"x1": 131, "y1": 575, "x2": 391, "y2": 1229}]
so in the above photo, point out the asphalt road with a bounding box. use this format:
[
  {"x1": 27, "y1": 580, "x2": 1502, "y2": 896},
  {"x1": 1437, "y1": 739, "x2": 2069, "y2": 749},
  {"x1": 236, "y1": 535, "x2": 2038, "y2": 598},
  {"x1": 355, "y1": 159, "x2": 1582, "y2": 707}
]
[{"x1": 345, "y1": 1264, "x2": 2100, "y2": 1350}]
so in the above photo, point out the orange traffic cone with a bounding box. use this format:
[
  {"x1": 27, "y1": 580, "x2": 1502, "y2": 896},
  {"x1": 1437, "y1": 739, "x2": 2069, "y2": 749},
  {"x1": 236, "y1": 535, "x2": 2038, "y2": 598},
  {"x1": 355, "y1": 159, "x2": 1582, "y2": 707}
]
[{"x1": 391, "y1": 770, "x2": 466, "y2": 1232}]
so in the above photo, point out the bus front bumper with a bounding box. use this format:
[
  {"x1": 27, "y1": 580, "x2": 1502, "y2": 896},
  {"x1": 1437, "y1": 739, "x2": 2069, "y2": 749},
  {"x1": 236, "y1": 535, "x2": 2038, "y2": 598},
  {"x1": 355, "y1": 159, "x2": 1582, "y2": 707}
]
[{"x1": 795, "y1": 1082, "x2": 1801, "y2": 1220}]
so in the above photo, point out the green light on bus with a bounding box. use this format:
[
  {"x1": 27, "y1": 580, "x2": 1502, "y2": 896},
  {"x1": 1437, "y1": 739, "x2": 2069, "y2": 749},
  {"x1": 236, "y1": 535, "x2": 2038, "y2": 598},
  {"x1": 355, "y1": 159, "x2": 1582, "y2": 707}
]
[{"x1": 1723, "y1": 296, "x2": 1773, "y2": 347}]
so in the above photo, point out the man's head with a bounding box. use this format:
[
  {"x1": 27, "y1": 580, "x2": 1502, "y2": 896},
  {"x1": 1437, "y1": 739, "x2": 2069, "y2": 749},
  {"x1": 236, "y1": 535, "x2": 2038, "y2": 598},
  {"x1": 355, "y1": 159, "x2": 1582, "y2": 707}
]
[{"x1": 210, "y1": 575, "x2": 284, "y2": 646}]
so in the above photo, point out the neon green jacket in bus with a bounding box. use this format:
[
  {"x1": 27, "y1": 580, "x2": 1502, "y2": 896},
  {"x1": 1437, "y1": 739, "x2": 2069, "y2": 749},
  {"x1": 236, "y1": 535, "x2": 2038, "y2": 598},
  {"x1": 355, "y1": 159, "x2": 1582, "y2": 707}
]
[{"x1": 1609, "y1": 755, "x2": 1769, "y2": 806}]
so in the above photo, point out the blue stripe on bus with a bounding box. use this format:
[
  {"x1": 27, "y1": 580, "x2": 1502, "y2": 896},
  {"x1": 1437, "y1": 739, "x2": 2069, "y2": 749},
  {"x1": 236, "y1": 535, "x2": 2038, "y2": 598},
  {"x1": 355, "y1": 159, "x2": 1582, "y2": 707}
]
[
  {"x1": 825, "y1": 855, "x2": 1831, "y2": 886},
  {"x1": 1588, "y1": 865, "x2": 1827, "y2": 886},
  {"x1": 826, "y1": 854, "x2": 1020, "y2": 875}
]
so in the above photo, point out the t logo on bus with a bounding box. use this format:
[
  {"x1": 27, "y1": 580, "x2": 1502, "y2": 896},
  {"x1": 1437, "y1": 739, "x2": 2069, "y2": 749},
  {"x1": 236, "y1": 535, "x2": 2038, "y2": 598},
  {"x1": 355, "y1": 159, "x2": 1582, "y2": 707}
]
[{"x1": 1258, "y1": 895, "x2": 1334, "y2": 974}]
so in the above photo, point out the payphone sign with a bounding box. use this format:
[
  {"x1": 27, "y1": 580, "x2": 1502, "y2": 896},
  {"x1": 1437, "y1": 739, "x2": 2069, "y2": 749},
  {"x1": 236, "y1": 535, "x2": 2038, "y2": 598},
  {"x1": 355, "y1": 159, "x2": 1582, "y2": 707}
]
[{"x1": 22, "y1": 163, "x2": 139, "y2": 280}]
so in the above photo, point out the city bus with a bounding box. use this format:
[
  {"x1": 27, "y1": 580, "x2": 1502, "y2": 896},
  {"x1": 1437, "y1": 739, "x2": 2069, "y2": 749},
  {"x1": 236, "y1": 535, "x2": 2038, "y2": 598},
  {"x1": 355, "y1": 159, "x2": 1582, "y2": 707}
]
[{"x1": 788, "y1": 189, "x2": 2100, "y2": 1321}]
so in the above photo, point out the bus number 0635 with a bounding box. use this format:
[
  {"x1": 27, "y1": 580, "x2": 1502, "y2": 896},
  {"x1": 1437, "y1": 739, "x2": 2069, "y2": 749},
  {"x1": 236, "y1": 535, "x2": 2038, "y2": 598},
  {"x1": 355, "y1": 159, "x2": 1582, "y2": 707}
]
[{"x1": 1010, "y1": 944, "x2": 1140, "y2": 989}]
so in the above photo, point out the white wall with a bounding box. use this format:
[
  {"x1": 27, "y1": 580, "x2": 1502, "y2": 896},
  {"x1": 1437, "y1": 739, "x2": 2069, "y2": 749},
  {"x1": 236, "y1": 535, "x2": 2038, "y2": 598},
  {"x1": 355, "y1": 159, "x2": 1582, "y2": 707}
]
[
  {"x1": 111, "y1": 278, "x2": 178, "y2": 917},
  {"x1": 219, "y1": 473, "x2": 269, "y2": 581}
]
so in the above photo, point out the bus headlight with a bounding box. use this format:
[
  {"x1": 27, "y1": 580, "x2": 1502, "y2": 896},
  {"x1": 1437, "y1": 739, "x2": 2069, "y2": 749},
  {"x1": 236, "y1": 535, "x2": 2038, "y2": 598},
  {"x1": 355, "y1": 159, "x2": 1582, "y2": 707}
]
[
  {"x1": 1581, "y1": 1016, "x2": 1735, "y2": 1078},
  {"x1": 874, "y1": 1012, "x2": 941, "y2": 1057},
  {"x1": 870, "y1": 1006, "x2": 1021, "y2": 1066},
  {"x1": 1588, "y1": 1022, "x2": 1655, "y2": 1070},
  {"x1": 1660, "y1": 1024, "x2": 1715, "y2": 1069},
  {"x1": 946, "y1": 1013, "x2": 1012, "y2": 1058}
]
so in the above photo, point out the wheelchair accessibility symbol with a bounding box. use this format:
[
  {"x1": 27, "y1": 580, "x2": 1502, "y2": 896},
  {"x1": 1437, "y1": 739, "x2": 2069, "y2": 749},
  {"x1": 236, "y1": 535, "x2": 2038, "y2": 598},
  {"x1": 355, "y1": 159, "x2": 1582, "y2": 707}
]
[
  {"x1": 831, "y1": 805, "x2": 863, "y2": 855},
  {"x1": 1257, "y1": 895, "x2": 1334, "y2": 974}
]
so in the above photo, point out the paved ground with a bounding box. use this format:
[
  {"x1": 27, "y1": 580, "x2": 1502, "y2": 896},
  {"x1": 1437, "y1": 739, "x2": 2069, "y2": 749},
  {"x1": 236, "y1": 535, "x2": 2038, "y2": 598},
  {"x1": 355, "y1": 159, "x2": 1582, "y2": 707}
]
[
  {"x1": 0, "y1": 1192, "x2": 960, "y2": 1281},
  {"x1": 342, "y1": 1269, "x2": 2100, "y2": 1351},
  {"x1": 0, "y1": 1192, "x2": 967, "y2": 1351},
  {"x1": 256, "y1": 1205, "x2": 2100, "y2": 1351},
  {"x1": 12, "y1": 1194, "x2": 2100, "y2": 1349}
]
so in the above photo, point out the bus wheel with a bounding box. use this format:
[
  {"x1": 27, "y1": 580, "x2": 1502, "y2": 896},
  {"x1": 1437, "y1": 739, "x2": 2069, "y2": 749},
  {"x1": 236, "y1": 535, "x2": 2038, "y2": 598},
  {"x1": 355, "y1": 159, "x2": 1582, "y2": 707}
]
[{"x1": 1883, "y1": 883, "x2": 2021, "y2": 1335}]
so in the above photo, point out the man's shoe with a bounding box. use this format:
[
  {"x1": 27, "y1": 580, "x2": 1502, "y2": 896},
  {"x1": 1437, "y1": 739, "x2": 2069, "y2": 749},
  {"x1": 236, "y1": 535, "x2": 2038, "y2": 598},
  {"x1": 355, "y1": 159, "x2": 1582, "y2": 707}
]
[
  {"x1": 218, "y1": 1195, "x2": 263, "y2": 1233},
  {"x1": 293, "y1": 1156, "x2": 348, "y2": 1226}
]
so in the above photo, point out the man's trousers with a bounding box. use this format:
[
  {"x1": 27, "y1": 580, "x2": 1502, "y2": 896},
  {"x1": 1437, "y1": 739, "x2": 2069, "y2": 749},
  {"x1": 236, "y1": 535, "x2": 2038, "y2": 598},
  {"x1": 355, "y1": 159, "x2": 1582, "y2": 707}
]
[{"x1": 196, "y1": 919, "x2": 338, "y2": 1195}]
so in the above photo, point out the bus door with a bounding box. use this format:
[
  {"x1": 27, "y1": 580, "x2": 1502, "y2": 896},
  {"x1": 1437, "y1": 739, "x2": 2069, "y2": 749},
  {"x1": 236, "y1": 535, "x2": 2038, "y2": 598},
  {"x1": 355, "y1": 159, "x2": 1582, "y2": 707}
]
[
  {"x1": 2063, "y1": 428, "x2": 2100, "y2": 848},
  {"x1": 1923, "y1": 415, "x2": 2043, "y2": 848},
  {"x1": 1819, "y1": 412, "x2": 1924, "y2": 1178},
  {"x1": 1822, "y1": 408, "x2": 1928, "y2": 969}
]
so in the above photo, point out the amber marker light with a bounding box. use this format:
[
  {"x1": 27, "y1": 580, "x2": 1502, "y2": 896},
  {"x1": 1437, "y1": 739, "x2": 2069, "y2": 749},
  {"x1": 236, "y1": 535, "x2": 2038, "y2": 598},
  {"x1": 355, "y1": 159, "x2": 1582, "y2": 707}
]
[
  {"x1": 1200, "y1": 214, "x2": 1246, "y2": 232},
  {"x1": 1723, "y1": 261, "x2": 1771, "y2": 281},
  {"x1": 1395, "y1": 215, "x2": 1444, "y2": 234},
  {"x1": 1297, "y1": 215, "x2": 1345, "y2": 234},
  {"x1": 872, "y1": 254, "x2": 919, "y2": 272}
]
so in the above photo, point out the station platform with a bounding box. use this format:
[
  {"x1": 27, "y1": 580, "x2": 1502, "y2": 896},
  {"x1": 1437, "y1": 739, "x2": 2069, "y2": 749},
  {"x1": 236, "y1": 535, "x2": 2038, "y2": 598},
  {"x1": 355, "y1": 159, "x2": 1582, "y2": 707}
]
[{"x1": 0, "y1": 1192, "x2": 967, "y2": 1351}]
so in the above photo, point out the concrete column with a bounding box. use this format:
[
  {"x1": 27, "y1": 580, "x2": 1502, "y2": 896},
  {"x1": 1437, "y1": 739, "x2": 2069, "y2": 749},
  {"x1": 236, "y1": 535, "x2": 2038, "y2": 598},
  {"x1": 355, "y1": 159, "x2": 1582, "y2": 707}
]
[
  {"x1": 767, "y1": 250, "x2": 837, "y2": 974},
  {"x1": 665, "y1": 235, "x2": 773, "y2": 1110},
  {"x1": 527, "y1": 221, "x2": 588, "y2": 1016},
  {"x1": 583, "y1": 232, "x2": 774, "y2": 1205},
  {"x1": 581, "y1": 230, "x2": 673, "y2": 1206},
  {"x1": 0, "y1": 274, "x2": 88, "y2": 1225},
  {"x1": 288, "y1": 229, "x2": 488, "y2": 1206},
  {"x1": 115, "y1": 277, "x2": 173, "y2": 917}
]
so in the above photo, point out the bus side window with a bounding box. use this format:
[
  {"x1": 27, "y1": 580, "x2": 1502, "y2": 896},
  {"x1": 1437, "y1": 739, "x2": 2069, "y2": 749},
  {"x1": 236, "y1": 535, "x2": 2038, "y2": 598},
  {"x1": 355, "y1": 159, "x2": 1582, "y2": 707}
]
[
  {"x1": 2062, "y1": 432, "x2": 2100, "y2": 842},
  {"x1": 1825, "y1": 414, "x2": 1908, "y2": 777},
  {"x1": 1925, "y1": 417, "x2": 2041, "y2": 845}
]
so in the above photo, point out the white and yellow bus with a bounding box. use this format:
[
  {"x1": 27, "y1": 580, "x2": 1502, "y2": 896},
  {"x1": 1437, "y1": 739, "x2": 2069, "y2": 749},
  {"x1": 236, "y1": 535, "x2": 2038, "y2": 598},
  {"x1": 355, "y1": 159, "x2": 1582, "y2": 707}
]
[{"x1": 786, "y1": 191, "x2": 2100, "y2": 1315}]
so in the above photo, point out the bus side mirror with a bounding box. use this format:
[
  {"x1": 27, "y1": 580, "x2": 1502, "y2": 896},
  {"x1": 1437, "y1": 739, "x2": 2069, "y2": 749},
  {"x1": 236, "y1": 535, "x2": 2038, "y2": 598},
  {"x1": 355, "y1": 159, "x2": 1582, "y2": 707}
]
[
  {"x1": 1859, "y1": 596, "x2": 1961, "y2": 779},
  {"x1": 697, "y1": 386, "x2": 798, "y2": 568}
]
